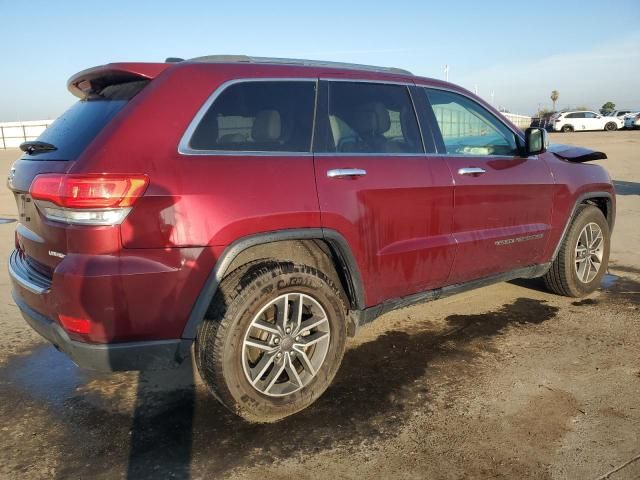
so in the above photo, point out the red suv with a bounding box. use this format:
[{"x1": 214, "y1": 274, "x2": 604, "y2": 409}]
[{"x1": 8, "y1": 56, "x2": 615, "y2": 422}]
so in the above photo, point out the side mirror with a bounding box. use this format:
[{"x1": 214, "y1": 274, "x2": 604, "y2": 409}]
[{"x1": 524, "y1": 127, "x2": 549, "y2": 156}]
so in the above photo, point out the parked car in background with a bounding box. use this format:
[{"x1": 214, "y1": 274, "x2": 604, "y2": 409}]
[
  {"x1": 8, "y1": 55, "x2": 616, "y2": 422},
  {"x1": 551, "y1": 110, "x2": 623, "y2": 132},
  {"x1": 530, "y1": 111, "x2": 557, "y2": 129},
  {"x1": 606, "y1": 110, "x2": 634, "y2": 119},
  {"x1": 624, "y1": 112, "x2": 640, "y2": 129}
]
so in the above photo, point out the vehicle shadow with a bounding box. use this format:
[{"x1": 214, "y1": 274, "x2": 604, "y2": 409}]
[
  {"x1": 613, "y1": 180, "x2": 640, "y2": 196},
  {"x1": 75, "y1": 183, "x2": 204, "y2": 480},
  {"x1": 508, "y1": 276, "x2": 548, "y2": 293},
  {"x1": 55, "y1": 296, "x2": 559, "y2": 478}
]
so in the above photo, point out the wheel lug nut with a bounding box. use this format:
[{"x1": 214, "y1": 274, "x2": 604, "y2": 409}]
[
  {"x1": 286, "y1": 327, "x2": 291, "y2": 334},
  {"x1": 276, "y1": 352, "x2": 282, "y2": 359},
  {"x1": 295, "y1": 336, "x2": 300, "y2": 341},
  {"x1": 273, "y1": 337, "x2": 280, "y2": 344}
]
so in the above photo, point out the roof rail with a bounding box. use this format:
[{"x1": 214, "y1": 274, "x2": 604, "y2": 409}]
[{"x1": 188, "y1": 55, "x2": 413, "y2": 76}]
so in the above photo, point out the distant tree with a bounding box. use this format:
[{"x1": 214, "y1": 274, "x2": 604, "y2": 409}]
[
  {"x1": 575, "y1": 106, "x2": 590, "y2": 111},
  {"x1": 550, "y1": 90, "x2": 559, "y2": 111},
  {"x1": 600, "y1": 101, "x2": 615, "y2": 114}
]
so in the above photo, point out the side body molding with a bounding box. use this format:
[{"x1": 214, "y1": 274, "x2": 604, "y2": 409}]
[{"x1": 181, "y1": 228, "x2": 365, "y2": 340}]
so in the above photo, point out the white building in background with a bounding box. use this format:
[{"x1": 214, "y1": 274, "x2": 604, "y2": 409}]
[{"x1": 0, "y1": 120, "x2": 55, "y2": 149}]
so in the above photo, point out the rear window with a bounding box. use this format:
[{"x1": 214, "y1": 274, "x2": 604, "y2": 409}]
[{"x1": 20, "y1": 80, "x2": 148, "y2": 161}]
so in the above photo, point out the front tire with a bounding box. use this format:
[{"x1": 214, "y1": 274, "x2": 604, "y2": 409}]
[
  {"x1": 604, "y1": 122, "x2": 618, "y2": 131},
  {"x1": 195, "y1": 261, "x2": 347, "y2": 422},
  {"x1": 543, "y1": 205, "x2": 610, "y2": 297}
]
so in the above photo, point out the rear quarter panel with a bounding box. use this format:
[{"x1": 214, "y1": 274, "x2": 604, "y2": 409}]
[{"x1": 71, "y1": 63, "x2": 322, "y2": 249}]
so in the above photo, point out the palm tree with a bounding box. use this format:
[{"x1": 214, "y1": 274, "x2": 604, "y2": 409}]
[{"x1": 550, "y1": 90, "x2": 559, "y2": 112}]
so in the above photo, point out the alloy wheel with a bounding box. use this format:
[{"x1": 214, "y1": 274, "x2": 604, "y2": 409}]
[
  {"x1": 574, "y1": 222, "x2": 604, "y2": 283},
  {"x1": 241, "y1": 293, "x2": 331, "y2": 397}
]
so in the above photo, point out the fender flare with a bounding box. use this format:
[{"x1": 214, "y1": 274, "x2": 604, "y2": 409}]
[
  {"x1": 181, "y1": 228, "x2": 365, "y2": 340},
  {"x1": 550, "y1": 191, "x2": 615, "y2": 262}
]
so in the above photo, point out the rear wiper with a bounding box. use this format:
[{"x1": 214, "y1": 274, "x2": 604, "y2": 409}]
[{"x1": 19, "y1": 141, "x2": 58, "y2": 155}]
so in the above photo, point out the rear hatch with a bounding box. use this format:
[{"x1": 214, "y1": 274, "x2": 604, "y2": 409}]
[{"x1": 9, "y1": 64, "x2": 165, "y2": 275}]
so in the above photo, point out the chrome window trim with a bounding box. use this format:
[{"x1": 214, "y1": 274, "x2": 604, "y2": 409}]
[
  {"x1": 178, "y1": 77, "x2": 318, "y2": 156},
  {"x1": 427, "y1": 153, "x2": 537, "y2": 160},
  {"x1": 314, "y1": 152, "x2": 427, "y2": 158},
  {"x1": 318, "y1": 78, "x2": 525, "y2": 158},
  {"x1": 178, "y1": 76, "x2": 525, "y2": 158}
]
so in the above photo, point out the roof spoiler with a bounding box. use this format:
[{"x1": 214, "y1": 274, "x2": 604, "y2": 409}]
[{"x1": 67, "y1": 63, "x2": 170, "y2": 98}]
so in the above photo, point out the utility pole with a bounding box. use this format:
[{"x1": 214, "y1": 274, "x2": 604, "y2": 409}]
[
  {"x1": 490, "y1": 90, "x2": 495, "y2": 106},
  {"x1": 444, "y1": 64, "x2": 449, "y2": 82},
  {"x1": 474, "y1": 84, "x2": 478, "y2": 95}
]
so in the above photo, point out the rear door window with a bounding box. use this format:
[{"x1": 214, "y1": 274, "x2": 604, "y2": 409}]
[
  {"x1": 188, "y1": 81, "x2": 316, "y2": 152},
  {"x1": 20, "y1": 80, "x2": 148, "y2": 161},
  {"x1": 319, "y1": 82, "x2": 423, "y2": 154}
]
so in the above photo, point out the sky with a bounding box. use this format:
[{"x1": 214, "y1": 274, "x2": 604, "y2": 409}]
[{"x1": 0, "y1": 0, "x2": 639, "y2": 121}]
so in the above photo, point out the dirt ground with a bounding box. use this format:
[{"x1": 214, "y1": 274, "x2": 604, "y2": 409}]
[{"x1": 0, "y1": 131, "x2": 638, "y2": 480}]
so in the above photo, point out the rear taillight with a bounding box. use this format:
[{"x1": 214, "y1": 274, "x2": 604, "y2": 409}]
[{"x1": 30, "y1": 174, "x2": 149, "y2": 225}]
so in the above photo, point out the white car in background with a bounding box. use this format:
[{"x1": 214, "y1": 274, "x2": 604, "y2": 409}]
[
  {"x1": 606, "y1": 110, "x2": 635, "y2": 120},
  {"x1": 624, "y1": 113, "x2": 640, "y2": 129},
  {"x1": 551, "y1": 111, "x2": 623, "y2": 132}
]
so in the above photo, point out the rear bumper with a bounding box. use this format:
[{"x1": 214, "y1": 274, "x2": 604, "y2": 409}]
[
  {"x1": 7, "y1": 246, "x2": 214, "y2": 343},
  {"x1": 12, "y1": 290, "x2": 191, "y2": 372}
]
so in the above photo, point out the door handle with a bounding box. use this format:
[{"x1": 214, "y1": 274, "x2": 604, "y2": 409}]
[
  {"x1": 457, "y1": 167, "x2": 486, "y2": 176},
  {"x1": 327, "y1": 168, "x2": 367, "y2": 178}
]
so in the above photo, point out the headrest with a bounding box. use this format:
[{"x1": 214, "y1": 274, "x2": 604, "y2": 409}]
[
  {"x1": 252, "y1": 109, "x2": 282, "y2": 143},
  {"x1": 352, "y1": 102, "x2": 391, "y2": 136}
]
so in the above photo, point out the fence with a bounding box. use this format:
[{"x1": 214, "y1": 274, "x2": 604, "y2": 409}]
[
  {"x1": 502, "y1": 113, "x2": 532, "y2": 130},
  {"x1": 0, "y1": 120, "x2": 55, "y2": 149}
]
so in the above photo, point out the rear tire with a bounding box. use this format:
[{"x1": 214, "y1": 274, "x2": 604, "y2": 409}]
[
  {"x1": 195, "y1": 261, "x2": 347, "y2": 422},
  {"x1": 561, "y1": 124, "x2": 574, "y2": 133},
  {"x1": 604, "y1": 122, "x2": 618, "y2": 131},
  {"x1": 543, "y1": 205, "x2": 610, "y2": 297}
]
